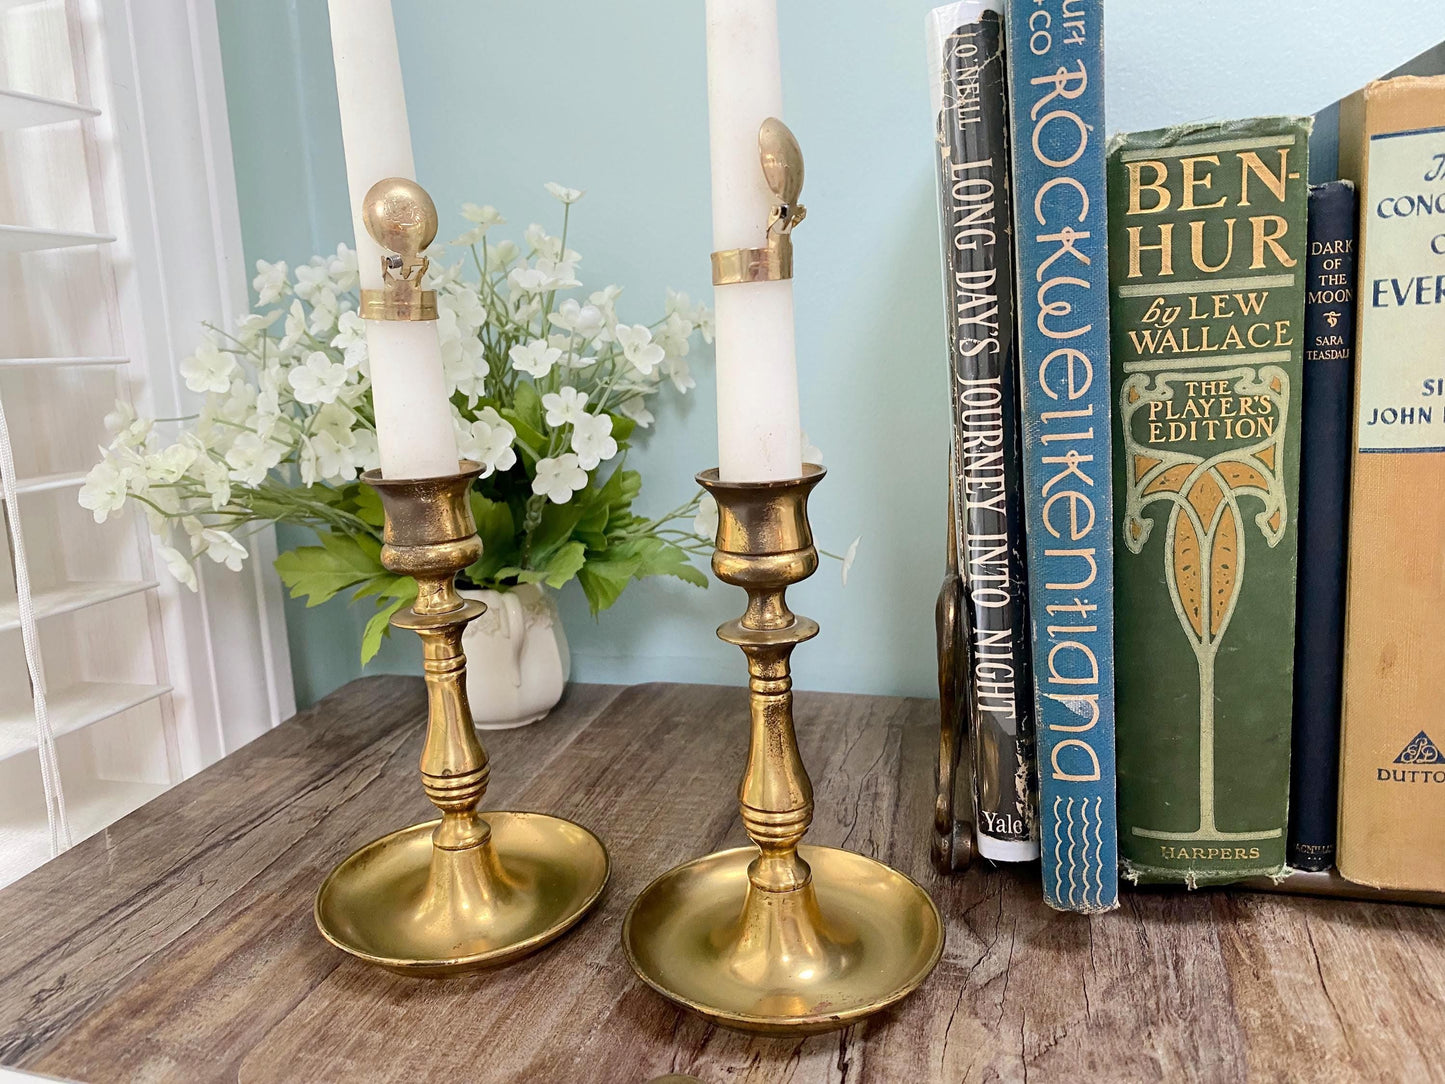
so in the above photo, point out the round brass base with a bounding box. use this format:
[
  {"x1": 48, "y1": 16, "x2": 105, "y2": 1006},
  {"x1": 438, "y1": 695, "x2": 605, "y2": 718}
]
[
  {"x1": 315, "y1": 811, "x2": 609, "y2": 976},
  {"x1": 622, "y1": 845, "x2": 944, "y2": 1034}
]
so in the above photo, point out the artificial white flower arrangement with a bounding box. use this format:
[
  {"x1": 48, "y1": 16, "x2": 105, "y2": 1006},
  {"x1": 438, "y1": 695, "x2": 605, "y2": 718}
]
[{"x1": 82, "y1": 184, "x2": 727, "y2": 661}]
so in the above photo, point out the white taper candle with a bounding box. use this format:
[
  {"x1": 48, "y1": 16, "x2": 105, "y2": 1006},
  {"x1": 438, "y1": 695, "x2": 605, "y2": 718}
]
[
  {"x1": 704, "y1": 0, "x2": 804, "y2": 483},
  {"x1": 328, "y1": 0, "x2": 458, "y2": 480}
]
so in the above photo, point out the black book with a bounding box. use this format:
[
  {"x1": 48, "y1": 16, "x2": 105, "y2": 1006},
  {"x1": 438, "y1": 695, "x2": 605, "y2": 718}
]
[
  {"x1": 927, "y1": 3, "x2": 1037, "y2": 861},
  {"x1": 1288, "y1": 179, "x2": 1358, "y2": 871}
]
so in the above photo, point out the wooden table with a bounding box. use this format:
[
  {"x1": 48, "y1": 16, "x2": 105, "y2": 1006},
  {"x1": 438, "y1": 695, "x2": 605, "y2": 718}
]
[{"x1": 0, "y1": 679, "x2": 1441, "y2": 1083}]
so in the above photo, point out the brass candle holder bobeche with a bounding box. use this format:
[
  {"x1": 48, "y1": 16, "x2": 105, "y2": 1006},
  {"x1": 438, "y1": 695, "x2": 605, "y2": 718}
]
[
  {"x1": 622, "y1": 466, "x2": 945, "y2": 1032},
  {"x1": 313, "y1": 179, "x2": 608, "y2": 975}
]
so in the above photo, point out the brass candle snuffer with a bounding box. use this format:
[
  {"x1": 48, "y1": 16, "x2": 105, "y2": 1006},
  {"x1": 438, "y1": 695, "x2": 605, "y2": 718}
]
[
  {"x1": 622, "y1": 120, "x2": 945, "y2": 1033},
  {"x1": 313, "y1": 178, "x2": 609, "y2": 975}
]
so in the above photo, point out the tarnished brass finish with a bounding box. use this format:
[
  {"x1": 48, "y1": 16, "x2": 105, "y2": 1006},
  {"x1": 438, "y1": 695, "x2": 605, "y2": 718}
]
[
  {"x1": 314, "y1": 462, "x2": 608, "y2": 975},
  {"x1": 359, "y1": 176, "x2": 439, "y2": 321},
  {"x1": 711, "y1": 117, "x2": 807, "y2": 286},
  {"x1": 622, "y1": 465, "x2": 944, "y2": 1032},
  {"x1": 934, "y1": 466, "x2": 975, "y2": 873}
]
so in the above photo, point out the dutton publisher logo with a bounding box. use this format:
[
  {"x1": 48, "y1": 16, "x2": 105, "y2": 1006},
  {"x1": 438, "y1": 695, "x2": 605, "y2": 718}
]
[{"x1": 1378, "y1": 731, "x2": 1445, "y2": 784}]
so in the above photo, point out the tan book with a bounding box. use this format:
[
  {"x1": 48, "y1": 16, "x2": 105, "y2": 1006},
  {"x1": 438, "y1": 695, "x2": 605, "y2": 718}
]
[{"x1": 1336, "y1": 76, "x2": 1445, "y2": 892}]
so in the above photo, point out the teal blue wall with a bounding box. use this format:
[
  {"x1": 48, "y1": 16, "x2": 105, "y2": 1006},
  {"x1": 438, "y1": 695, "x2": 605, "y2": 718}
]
[{"x1": 215, "y1": 1, "x2": 1445, "y2": 708}]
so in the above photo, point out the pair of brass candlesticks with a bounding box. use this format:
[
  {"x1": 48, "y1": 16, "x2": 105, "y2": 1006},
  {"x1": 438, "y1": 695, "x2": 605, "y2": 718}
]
[{"x1": 316, "y1": 143, "x2": 942, "y2": 1032}]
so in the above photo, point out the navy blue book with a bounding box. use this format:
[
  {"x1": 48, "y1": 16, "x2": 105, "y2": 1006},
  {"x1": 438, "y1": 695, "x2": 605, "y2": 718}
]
[
  {"x1": 1288, "y1": 180, "x2": 1358, "y2": 871},
  {"x1": 1003, "y1": 0, "x2": 1117, "y2": 910}
]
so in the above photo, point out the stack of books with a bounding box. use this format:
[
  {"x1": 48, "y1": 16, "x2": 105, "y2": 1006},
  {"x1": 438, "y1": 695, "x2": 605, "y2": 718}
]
[{"x1": 927, "y1": 0, "x2": 1445, "y2": 910}]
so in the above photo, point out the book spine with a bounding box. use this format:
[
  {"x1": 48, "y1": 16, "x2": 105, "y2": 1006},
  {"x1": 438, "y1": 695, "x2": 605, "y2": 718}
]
[
  {"x1": 1287, "y1": 180, "x2": 1357, "y2": 872},
  {"x1": 929, "y1": 2, "x2": 1038, "y2": 861},
  {"x1": 1336, "y1": 80, "x2": 1445, "y2": 894},
  {"x1": 1003, "y1": 0, "x2": 1118, "y2": 910},
  {"x1": 1107, "y1": 116, "x2": 1310, "y2": 886}
]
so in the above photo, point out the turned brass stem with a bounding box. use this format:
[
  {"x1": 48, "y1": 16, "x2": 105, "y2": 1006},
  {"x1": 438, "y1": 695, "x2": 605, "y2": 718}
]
[
  {"x1": 700, "y1": 466, "x2": 824, "y2": 897},
  {"x1": 366, "y1": 465, "x2": 493, "y2": 856}
]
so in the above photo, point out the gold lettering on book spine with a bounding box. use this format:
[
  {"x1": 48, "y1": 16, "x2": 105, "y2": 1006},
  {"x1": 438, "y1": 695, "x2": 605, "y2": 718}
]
[{"x1": 1120, "y1": 365, "x2": 1289, "y2": 842}]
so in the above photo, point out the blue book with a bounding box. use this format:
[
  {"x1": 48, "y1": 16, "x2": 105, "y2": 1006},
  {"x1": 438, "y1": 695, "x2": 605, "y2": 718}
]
[{"x1": 1003, "y1": 0, "x2": 1118, "y2": 911}]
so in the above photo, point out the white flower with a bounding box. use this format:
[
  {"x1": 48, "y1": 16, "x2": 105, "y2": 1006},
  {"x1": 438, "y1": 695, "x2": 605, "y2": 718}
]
[
  {"x1": 456, "y1": 407, "x2": 517, "y2": 478},
  {"x1": 326, "y1": 244, "x2": 359, "y2": 292},
  {"x1": 570, "y1": 411, "x2": 617, "y2": 470},
  {"x1": 197, "y1": 457, "x2": 232, "y2": 511},
  {"x1": 509, "y1": 338, "x2": 562, "y2": 379},
  {"x1": 666, "y1": 288, "x2": 714, "y2": 344},
  {"x1": 78, "y1": 459, "x2": 128, "y2": 523},
  {"x1": 693, "y1": 493, "x2": 719, "y2": 540},
  {"x1": 654, "y1": 311, "x2": 693, "y2": 358},
  {"x1": 279, "y1": 300, "x2": 308, "y2": 351},
  {"x1": 801, "y1": 430, "x2": 824, "y2": 466},
  {"x1": 224, "y1": 431, "x2": 285, "y2": 486},
  {"x1": 292, "y1": 263, "x2": 331, "y2": 304},
  {"x1": 661, "y1": 355, "x2": 695, "y2": 394},
  {"x1": 312, "y1": 401, "x2": 359, "y2": 444},
  {"x1": 199, "y1": 527, "x2": 247, "y2": 572},
  {"x1": 618, "y1": 395, "x2": 654, "y2": 428},
  {"x1": 841, "y1": 537, "x2": 861, "y2": 587},
  {"x1": 253, "y1": 259, "x2": 289, "y2": 305},
  {"x1": 234, "y1": 309, "x2": 281, "y2": 350},
  {"x1": 300, "y1": 432, "x2": 355, "y2": 485},
  {"x1": 179, "y1": 339, "x2": 236, "y2": 395},
  {"x1": 461, "y1": 203, "x2": 504, "y2": 226},
  {"x1": 544, "y1": 182, "x2": 585, "y2": 204},
  {"x1": 288, "y1": 351, "x2": 349, "y2": 405},
  {"x1": 532, "y1": 453, "x2": 589, "y2": 504},
  {"x1": 351, "y1": 428, "x2": 380, "y2": 473},
  {"x1": 104, "y1": 399, "x2": 152, "y2": 449},
  {"x1": 157, "y1": 543, "x2": 198, "y2": 591},
  {"x1": 145, "y1": 442, "x2": 198, "y2": 485},
  {"x1": 548, "y1": 299, "x2": 605, "y2": 339},
  {"x1": 615, "y1": 324, "x2": 665, "y2": 376},
  {"x1": 542, "y1": 386, "x2": 589, "y2": 427},
  {"x1": 307, "y1": 288, "x2": 340, "y2": 336},
  {"x1": 524, "y1": 224, "x2": 579, "y2": 263},
  {"x1": 508, "y1": 258, "x2": 581, "y2": 294},
  {"x1": 330, "y1": 310, "x2": 369, "y2": 371}
]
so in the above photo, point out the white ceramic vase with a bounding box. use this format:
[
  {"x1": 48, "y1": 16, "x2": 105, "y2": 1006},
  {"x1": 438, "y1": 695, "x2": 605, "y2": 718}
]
[{"x1": 458, "y1": 584, "x2": 570, "y2": 730}]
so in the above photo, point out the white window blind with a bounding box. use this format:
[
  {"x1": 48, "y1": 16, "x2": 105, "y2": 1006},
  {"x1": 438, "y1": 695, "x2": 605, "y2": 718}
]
[{"x1": 0, "y1": 0, "x2": 294, "y2": 887}]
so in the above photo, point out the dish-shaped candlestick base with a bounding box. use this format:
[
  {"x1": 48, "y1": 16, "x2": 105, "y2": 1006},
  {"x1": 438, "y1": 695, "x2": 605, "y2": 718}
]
[{"x1": 622, "y1": 466, "x2": 943, "y2": 1031}]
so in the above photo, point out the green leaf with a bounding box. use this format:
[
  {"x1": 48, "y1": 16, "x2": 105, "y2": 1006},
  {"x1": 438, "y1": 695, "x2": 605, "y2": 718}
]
[
  {"x1": 576, "y1": 554, "x2": 640, "y2": 613},
  {"x1": 528, "y1": 498, "x2": 585, "y2": 567},
  {"x1": 361, "y1": 594, "x2": 410, "y2": 664},
  {"x1": 463, "y1": 492, "x2": 521, "y2": 586},
  {"x1": 351, "y1": 484, "x2": 386, "y2": 529},
  {"x1": 534, "y1": 539, "x2": 587, "y2": 589},
  {"x1": 274, "y1": 532, "x2": 386, "y2": 607},
  {"x1": 608, "y1": 412, "x2": 636, "y2": 445},
  {"x1": 634, "y1": 539, "x2": 708, "y2": 589}
]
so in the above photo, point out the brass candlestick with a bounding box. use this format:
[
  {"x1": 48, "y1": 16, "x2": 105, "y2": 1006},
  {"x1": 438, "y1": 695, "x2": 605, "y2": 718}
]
[
  {"x1": 313, "y1": 177, "x2": 608, "y2": 975},
  {"x1": 314, "y1": 463, "x2": 609, "y2": 974},
  {"x1": 623, "y1": 466, "x2": 944, "y2": 1032}
]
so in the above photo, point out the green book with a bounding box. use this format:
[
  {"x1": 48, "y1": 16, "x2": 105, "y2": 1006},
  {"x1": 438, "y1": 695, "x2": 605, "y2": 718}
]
[{"x1": 1107, "y1": 117, "x2": 1310, "y2": 885}]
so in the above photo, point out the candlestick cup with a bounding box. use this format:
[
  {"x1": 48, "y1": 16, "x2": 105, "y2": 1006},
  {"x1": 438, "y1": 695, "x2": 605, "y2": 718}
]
[{"x1": 622, "y1": 465, "x2": 944, "y2": 1031}]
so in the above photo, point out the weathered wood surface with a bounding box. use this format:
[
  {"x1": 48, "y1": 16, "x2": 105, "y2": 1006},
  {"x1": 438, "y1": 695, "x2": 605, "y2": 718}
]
[{"x1": 0, "y1": 678, "x2": 1442, "y2": 1083}]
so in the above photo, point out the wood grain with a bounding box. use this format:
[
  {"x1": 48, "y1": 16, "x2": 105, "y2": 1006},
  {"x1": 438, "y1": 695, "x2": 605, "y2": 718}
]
[{"x1": 0, "y1": 678, "x2": 1440, "y2": 1083}]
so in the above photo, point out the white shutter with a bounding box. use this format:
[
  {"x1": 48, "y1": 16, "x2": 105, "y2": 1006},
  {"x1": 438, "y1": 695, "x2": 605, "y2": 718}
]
[{"x1": 0, "y1": 0, "x2": 294, "y2": 887}]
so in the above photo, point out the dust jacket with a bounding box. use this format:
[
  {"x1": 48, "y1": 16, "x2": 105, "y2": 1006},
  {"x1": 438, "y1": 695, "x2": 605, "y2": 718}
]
[
  {"x1": 1003, "y1": 0, "x2": 1117, "y2": 909},
  {"x1": 1336, "y1": 77, "x2": 1445, "y2": 893},
  {"x1": 1107, "y1": 117, "x2": 1310, "y2": 886},
  {"x1": 927, "y1": 1, "x2": 1038, "y2": 861},
  {"x1": 1287, "y1": 179, "x2": 1357, "y2": 872}
]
